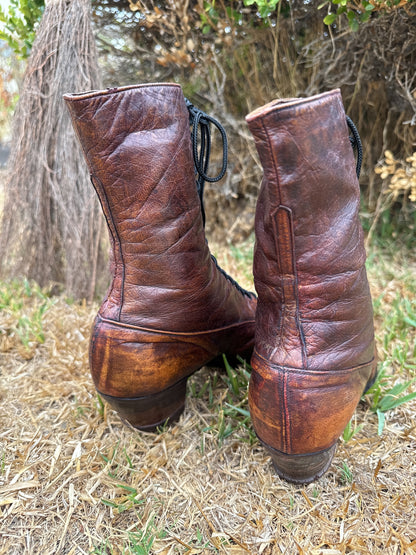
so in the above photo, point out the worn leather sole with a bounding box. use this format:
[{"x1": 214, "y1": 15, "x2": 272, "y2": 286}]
[
  {"x1": 263, "y1": 441, "x2": 337, "y2": 484},
  {"x1": 249, "y1": 351, "x2": 378, "y2": 483},
  {"x1": 98, "y1": 376, "x2": 188, "y2": 432},
  {"x1": 91, "y1": 315, "x2": 255, "y2": 430},
  {"x1": 257, "y1": 364, "x2": 378, "y2": 484},
  {"x1": 98, "y1": 352, "x2": 255, "y2": 431}
]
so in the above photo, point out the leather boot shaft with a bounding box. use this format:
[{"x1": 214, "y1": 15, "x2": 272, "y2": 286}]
[
  {"x1": 246, "y1": 89, "x2": 374, "y2": 370},
  {"x1": 65, "y1": 83, "x2": 255, "y2": 333},
  {"x1": 64, "y1": 83, "x2": 256, "y2": 424},
  {"x1": 246, "y1": 90, "x2": 376, "y2": 482}
]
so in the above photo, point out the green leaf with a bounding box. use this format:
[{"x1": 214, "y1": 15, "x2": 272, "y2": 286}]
[
  {"x1": 0, "y1": 0, "x2": 44, "y2": 57},
  {"x1": 323, "y1": 13, "x2": 337, "y2": 24},
  {"x1": 379, "y1": 391, "x2": 416, "y2": 413},
  {"x1": 101, "y1": 498, "x2": 119, "y2": 508},
  {"x1": 222, "y1": 354, "x2": 240, "y2": 396},
  {"x1": 377, "y1": 409, "x2": 386, "y2": 435},
  {"x1": 404, "y1": 315, "x2": 416, "y2": 327},
  {"x1": 225, "y1": 403, "x2": 251, "y2": 418},
  {"x1": 259, "y1": 6, "x2": 272, "y2": 17},
  {"x1": 350, "y1": 18, "x2": 359, "y2": 31},
  {"x1": 117, "y1": 484, "x2": 138, "y2": 494},
  {"x1": 336, "y1": 6, "x2": 347, "y2": 15}
]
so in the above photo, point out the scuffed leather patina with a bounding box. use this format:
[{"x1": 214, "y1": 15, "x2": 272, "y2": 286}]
[
  {"x1": 64, "y1": 84, "x2": 256, "y2": 427},
  {"x1": 246, "y1": 90, "x2": 376, "y2": 482}
]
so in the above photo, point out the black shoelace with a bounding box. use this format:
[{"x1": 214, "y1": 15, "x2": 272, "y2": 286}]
[
  {"x1": 346, "y1": 115, "x2": 363, "y2": 179},
  {"x1": 184, "y1": 99, "x2": 362, "y2": 300},
  {"x1": 185, "y1": 98, "x2": 228, "y2": 225},
  {"x1": 185, "y1": 98, "x2": 255, "y2": 300}
]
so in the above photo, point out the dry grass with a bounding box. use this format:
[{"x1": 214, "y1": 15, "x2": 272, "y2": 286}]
[
  {"x1": 0, "y1": 241, "x2": 415, "y2": 554},
  {"x1": 0, "y1": 0, "x2": 103, "y2": 301}
]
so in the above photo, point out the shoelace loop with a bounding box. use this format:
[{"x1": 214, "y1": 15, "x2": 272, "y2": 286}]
[
  {"x1": 346, "y1": 115, "x2": 363, "y2": 179},
  {"x1": 185, "y1": 98, "x2": 255, "y2": 300},
  {"x1": 185, "y1": 98, "x2": 228, "y2": 224}
]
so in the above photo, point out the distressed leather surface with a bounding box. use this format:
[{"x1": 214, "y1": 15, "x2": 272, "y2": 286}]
[
  {"x1": 246, "y1": 90, "x2": 376, "y2": 454},
  {"x1": 64, "y1": 84, "x2": 256, "y2": 397}
]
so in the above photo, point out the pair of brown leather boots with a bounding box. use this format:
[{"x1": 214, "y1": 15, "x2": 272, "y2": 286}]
[{"x1": 64, "y1": 84, "x2": 376, "y2": 484}]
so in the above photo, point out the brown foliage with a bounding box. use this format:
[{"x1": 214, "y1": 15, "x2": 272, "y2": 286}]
[{"x1": 95, "y1": 1, "x2": 416, "y2": 241}]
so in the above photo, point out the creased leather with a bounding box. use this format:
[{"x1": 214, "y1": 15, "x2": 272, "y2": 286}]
[
  {"x1": 246, "y1": 90, "x2": 376, "y2": 455},
  {"x1": 64, "y1": 83, "x2": 256, "y2": 398}
]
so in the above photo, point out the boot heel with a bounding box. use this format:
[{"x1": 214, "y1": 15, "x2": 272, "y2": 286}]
[
  {"x1": 264, "y1": 442, "x2": 337, "y2": 484},
  {"x1": 98, "y1": 376, "x2": 188, "y2": 432}
]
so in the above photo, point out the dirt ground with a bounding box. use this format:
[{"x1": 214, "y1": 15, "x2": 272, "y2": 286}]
[{"x1": 0, "y1": 241, "x2": 415, "y2": 554}]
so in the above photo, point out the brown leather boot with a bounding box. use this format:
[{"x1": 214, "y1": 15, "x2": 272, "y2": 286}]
[
  {"x1": 64, "y1": 83, "x2": 256, "y2": 430},
  {"x1": 246, "y1": 90, "x2": 376, "y2": 483}
]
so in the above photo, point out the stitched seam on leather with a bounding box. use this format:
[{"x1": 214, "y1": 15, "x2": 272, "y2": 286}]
[
  {"x1": 283, "y1": 369, "x2": 291, "y2": 453},
  {"x1": 260, "y1": 120, "x2": 286, "y2": 357},
  {"x1": 253, "y1": 349, "x2": 375, "y2": 374},
  {"x1": 91, "y1": 175, "x2": 125, "y2": 321},
  {"x1": 111, "y1": 193, "x2": 126, "y2": 322},
  {"x1": 276, "y1": 206, "x2": 308, "y2": 366},
  {"x1": 64, "y1": 83, "x2": 182, "y2": 102},
  {"x1": 64, "y1": 105, "x2": 124, "y2": 319},
  {"x1": 270, "y1": 210, "x2": 285, "y2": 349},
  {"x1": 260, "y1": 115, "x2": 307, "y2": 366},
  {"x1": 89, "y1": 175, "x2": 117, "y2": 307},
  {"x1": 98, "y1": 314, "x2": 255, "y2": 336},
  {"x1": 274, "y1": 368, "x2": 286, "y2": 453}
]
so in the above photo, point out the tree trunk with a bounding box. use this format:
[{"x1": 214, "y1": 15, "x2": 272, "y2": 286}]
[{"x1": 0, "y1": 0, "x2": 106, "y2": 301}]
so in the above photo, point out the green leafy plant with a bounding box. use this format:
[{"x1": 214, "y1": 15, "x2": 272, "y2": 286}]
[
  {"x1": 339, "y1": 461, "x2": 354, "y2": 483},
  {"x1": 101, "y1": 484, "x2": 145, "y2": 514},
  {"x1": 95, "y1": 394, "x2": 106, "y2": 419},
  {"x1": 127, "y1": 527, "x2": 157, "y2": 555},
  {"x1": 229, "y1": 235, "x2": 255, "y2": 288},
  {"x1": 312, "y1": 486, "x2": 320, "y2": 499},
  {"x1": 0, "y1": 278, "x2": 52, "y2": 352},
  {"x1": 199, "y1": 0, "x2": 280, "y2": 34},
  {"x1": 342, "y1": 417, "x2": 364, "y2": 442},
  {"x1": 14, "y1": 304, "x2": 48, "y2": 347},
  {"x1": 100, "y1": 484, "x2": 168, "y2": 554},
  {"x1": 191, "y1": 355, "x2": 256, "y2": 446},
  {"x1": 243, "y1": 0, "x2": 280, "y2": 18},
  {"x1": 199, "y1": 1, "x2": 220, "y2": 34},
  {"x1": 0, "y1": 0, "x2": 44, "y2": 58},
  {"x1": 320, "y1": 0, "x2": 375, "y2": 31},
  {"x1": 370, "y1": 285, "x2": 416, "y2": 376},
  {"x1": 216, "y1": 355, "x2": 256, "y2": 445},
  {"x1": 99, "y1": 441, "x2": 122, "y2": 479},
  {"x1": 189, "y1": 372, "x2": 217, "y2": 407},
  {"x1": 365, "y1": 364, "x2": 416, "y2": 435},
  {"x1": 319, "y1": 0, "x2": 411, "y2": 31}
]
